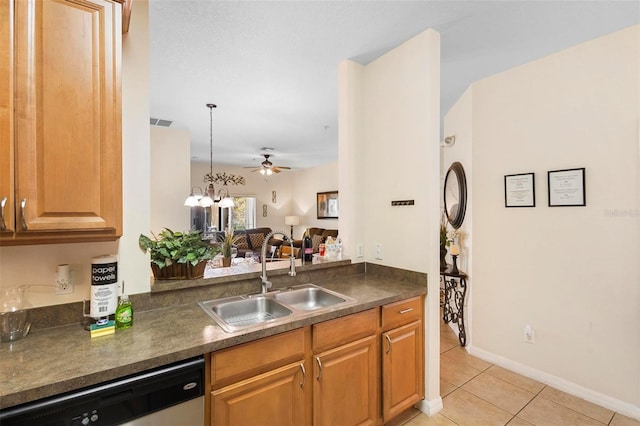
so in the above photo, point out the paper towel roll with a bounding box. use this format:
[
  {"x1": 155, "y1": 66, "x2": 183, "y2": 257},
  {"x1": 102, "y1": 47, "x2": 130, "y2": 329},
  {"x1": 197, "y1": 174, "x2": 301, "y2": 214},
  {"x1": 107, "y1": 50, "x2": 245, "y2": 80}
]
[{"x1": 90, "y1": 255, "x2": 118, "y2": 318}]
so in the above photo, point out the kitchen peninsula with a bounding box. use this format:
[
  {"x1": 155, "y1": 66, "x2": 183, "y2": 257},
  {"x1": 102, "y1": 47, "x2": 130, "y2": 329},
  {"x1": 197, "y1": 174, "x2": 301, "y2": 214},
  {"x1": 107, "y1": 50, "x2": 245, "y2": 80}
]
[{"x1": 0, "y1": 261, "x2": 427, "y2": 425}]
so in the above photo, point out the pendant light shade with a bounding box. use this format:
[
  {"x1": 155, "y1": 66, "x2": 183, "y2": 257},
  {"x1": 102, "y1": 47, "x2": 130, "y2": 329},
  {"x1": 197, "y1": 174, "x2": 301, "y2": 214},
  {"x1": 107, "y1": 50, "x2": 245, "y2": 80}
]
[{"x1": 184, "y1": 104, "x2": 244, "y2": 208}]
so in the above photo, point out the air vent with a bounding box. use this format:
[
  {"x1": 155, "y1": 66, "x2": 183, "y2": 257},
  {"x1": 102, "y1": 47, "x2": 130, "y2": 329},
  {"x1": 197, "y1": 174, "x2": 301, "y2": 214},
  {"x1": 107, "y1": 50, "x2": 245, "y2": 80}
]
[{"x1": 150, "y1": 118, "x2": 173, "y2": 127}]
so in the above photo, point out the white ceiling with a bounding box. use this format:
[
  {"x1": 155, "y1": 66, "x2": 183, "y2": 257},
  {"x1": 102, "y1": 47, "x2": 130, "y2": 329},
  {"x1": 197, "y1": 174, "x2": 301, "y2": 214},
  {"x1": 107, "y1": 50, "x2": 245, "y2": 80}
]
[{"x1": 149, "y1": 0, "x2": 639, "y2": 170}]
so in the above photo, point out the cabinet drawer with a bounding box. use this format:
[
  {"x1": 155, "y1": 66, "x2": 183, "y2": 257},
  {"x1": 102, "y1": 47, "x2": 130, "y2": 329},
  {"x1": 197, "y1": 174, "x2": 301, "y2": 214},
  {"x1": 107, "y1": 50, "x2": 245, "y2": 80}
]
[
  {"x1": 313, "y1": 308, "x2": 378, "y2": 353},
  {"x1": 381, "y1": 296, "x2": 423, "y2": 331},
  {"x1": 211, "y1": 327, "x2": 308, "y2": 389}
]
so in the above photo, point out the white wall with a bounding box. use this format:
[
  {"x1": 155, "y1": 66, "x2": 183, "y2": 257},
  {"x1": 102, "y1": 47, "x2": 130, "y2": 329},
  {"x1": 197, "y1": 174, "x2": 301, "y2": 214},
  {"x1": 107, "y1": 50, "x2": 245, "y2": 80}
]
[
  {"x1": 150, "y1": 126, "x2": 190, "y2": 234},
  {"x1": 291, "y1": 161, "x2": 339, "y2": 237},
  {"x1": 339, "y1": 29, "x2": 442, "y2": 414},
  {"x1": 449, "y1": 25, "x2": 639, "y2": 415},
  {"x1": 118, "y1": 0, "x2": 151, "y2": 297},
  {"x1": 0, "y1": 0, "x2": 151, "y2": 305}
]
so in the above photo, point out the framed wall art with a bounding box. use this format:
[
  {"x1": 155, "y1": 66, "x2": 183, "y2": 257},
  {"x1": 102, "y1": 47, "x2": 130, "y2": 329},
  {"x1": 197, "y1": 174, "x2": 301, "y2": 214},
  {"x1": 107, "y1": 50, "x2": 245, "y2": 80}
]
[
  {"x1": 504, "y1": 172, "x2": 535, "y2": 207},
  {"x1": 317, "y1": 191, "x2": 338, "y2": 219},
  {"x1": 548, "y1": 168, "x2": 586, "y2": 207}
]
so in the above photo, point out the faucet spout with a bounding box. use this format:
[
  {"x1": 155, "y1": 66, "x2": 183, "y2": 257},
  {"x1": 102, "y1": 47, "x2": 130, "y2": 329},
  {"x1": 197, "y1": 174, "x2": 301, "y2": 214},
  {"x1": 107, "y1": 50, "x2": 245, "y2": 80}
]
[{"x1": 260, "y1": 230, "x2": 296, "y2": 294}]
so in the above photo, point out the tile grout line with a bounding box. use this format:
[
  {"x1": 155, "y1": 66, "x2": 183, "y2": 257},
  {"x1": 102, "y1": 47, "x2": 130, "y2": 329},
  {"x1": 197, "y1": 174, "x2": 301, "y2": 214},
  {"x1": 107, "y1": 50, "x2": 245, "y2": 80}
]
[{"x1": 510, "y1": 383, "x2": 548, "y2": 423}]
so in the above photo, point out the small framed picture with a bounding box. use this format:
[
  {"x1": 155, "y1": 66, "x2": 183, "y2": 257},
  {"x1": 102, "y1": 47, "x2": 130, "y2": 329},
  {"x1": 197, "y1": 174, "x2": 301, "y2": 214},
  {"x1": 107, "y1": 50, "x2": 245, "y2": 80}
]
[
  {"x1": 504, "y1": 173, "x2": 535, "y2": 207},
  {"x1": 548, "y1": 168, "x2": 586, "y2": 207},
  {"x1": 317, "y1": 191, "x2": 339, "y2": 219}
]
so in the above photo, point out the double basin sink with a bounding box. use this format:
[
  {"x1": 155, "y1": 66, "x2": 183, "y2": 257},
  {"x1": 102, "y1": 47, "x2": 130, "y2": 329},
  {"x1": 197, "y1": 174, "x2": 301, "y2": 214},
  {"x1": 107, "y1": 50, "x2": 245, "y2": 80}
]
[{"x1": 199, "y1": 284, "x2": 355, "y2": 333}]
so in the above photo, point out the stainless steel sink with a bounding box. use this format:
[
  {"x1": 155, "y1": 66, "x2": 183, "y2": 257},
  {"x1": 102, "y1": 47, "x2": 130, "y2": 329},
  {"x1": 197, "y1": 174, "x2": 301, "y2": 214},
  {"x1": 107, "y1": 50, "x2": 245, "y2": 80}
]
[
  {"x1": 199, "y1": 284, "x2": 355, "y2": 333},
  {"x1": 200, "y1": 296, "x2": 293, "y2": 333},
  {"x1": 273, "y1": 285, "x2": 348, "y2": 311}
]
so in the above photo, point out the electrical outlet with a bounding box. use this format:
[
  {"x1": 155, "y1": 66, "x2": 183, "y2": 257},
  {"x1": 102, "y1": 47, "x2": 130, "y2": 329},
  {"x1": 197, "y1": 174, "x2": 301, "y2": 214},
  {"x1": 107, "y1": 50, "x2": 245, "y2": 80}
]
[
  {"x1": 375, "y1": 243, "x2": 383, "y2": 260},
  {"x1": 56, "y1": 267, "x2": 73, "y2": 295},
  {"x1": 56, "y1": 279, "x2": 73, "y2": 295},
  {"x1": 356, "y1": 243, "x2": 364, "y2": 258},
  {"x1": 524, "y1": 324, "x2": 535, "y2": 344}
]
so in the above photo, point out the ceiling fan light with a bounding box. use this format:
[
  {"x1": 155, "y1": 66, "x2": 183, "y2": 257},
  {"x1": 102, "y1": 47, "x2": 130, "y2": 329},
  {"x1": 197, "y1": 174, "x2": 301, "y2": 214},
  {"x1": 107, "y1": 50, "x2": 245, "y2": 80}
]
[{"x1": 266, "y1": 169, "x2": 273, "y2": 176}]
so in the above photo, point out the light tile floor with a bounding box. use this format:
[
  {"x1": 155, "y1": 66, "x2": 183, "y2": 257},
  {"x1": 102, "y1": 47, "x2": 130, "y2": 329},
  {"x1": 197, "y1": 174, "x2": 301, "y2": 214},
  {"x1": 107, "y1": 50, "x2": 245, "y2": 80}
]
[{"x1": 386, "y1": 322, "x2": 640, "y2": 426}]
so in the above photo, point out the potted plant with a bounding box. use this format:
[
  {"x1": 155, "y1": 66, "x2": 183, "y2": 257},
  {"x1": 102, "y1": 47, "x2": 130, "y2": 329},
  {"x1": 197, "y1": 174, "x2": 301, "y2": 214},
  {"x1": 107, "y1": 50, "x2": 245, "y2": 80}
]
[
  {"x1": 218, "y1": 228, "x2": 240, "y2": 267},
  {"x1": 139, "y1": 228, "x2": 217, "y2": 279}
]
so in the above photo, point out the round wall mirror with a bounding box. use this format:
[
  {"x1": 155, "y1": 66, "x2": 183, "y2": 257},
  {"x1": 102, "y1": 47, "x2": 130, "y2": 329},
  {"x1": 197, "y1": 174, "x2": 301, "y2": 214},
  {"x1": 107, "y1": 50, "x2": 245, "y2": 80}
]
[{"x1": 444, "y1": 162, "x2": 467, "y2": 229}]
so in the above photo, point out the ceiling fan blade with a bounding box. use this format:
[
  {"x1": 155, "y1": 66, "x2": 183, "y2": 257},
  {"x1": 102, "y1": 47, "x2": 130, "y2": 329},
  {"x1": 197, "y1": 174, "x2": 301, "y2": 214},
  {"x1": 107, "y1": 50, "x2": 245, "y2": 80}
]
[
  {"x1": 272, "y1": 167, "x2": 282, "y2": 173},
  {"x1": 274, "y1": 166, "x2": 291, "y2": 170}
]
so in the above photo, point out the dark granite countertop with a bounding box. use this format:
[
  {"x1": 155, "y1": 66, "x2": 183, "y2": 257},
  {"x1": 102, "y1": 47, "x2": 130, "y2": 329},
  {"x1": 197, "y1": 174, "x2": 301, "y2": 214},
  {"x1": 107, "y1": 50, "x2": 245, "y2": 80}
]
[{"x1": 0, "y1": 273, "x2": 426, "y2": 410}]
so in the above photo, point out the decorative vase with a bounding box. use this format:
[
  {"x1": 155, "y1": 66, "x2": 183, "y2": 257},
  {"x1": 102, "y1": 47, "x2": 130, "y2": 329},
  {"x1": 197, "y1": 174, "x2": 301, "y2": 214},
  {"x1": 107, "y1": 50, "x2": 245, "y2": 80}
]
[
  {"x1": 150, "y1": 260, "x2": 207, "y2": 280},
  {"x1": 440, "y1": 245, "x2": 448, "y2": 271},
  {"x1": 222, "y1": 257, "x2": 232, "y2": 267}
]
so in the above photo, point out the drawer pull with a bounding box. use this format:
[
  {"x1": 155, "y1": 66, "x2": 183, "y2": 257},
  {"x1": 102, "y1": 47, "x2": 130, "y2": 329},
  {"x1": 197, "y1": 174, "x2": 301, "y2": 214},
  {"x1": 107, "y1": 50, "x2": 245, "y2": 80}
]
[
  {"x1": 399, "y1": 307, "x2": 414, "y2": 314},
  {"x1": 20, "y1": 198, "x2": 27, "y2": 231},
  {"x1": 0, "y1": 197, "x2": 6, "y2": 231},
  {"x1": 385, "y1": 334, "x2": 392, "y2": 354},
  {"x1": 316, "y1": 357, "x2": 322, "y2": 381},
  {"x1": 300, "y1": 363, "x2": 306, "y2": 389}
]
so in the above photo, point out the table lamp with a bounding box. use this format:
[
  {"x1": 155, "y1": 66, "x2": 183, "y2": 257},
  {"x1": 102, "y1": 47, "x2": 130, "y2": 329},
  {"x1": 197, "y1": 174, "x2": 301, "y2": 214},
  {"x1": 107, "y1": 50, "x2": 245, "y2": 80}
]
[{"x1": 284, "y1": 216, "x2": 300, "y2": 238}]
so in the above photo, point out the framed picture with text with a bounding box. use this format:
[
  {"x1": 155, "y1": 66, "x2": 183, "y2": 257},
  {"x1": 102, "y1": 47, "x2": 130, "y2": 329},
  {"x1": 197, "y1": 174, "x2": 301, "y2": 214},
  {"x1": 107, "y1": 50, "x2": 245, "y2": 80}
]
[
  {"x1": 504, "y1": 173, "x2": 535, "y2": 207},
  {"x1": 548, "y1": 168, "x2": 586, "y2": 207}
]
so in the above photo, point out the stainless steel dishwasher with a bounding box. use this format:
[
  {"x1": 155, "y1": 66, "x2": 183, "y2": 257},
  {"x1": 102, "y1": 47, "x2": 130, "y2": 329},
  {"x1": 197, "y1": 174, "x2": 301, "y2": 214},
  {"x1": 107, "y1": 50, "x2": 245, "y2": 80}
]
[{"x1": 0, "y1": 356, "x2": 205, "y2": 426}]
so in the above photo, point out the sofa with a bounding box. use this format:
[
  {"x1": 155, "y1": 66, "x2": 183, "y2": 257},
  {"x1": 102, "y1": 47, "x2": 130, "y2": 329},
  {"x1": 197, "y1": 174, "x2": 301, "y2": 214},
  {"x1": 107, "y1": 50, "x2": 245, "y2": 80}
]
[
  {"x1": 213, "y1": 227, "x2": 284, "y2": 259},
  {"x1": 291, "y1": 227, "x2": 338, "y2": 258}
]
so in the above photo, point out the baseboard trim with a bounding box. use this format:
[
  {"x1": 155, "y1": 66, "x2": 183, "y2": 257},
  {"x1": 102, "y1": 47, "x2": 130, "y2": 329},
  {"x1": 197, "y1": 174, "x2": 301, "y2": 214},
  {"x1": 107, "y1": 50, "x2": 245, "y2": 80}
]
[
  {"x1": 417, "y1": 397, "x2": 443, "y2": 416},
  {"x1": 468, "y1": 345, "x2": 640, "y2": 420}
]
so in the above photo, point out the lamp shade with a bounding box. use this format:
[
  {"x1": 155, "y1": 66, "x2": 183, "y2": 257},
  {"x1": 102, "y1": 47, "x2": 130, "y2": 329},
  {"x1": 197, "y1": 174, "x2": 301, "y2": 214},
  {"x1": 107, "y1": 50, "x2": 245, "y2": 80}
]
[
  {"x1": 199, "y1": 194, "x2": 215, "y2": 207},
  {"x1": 285, "y1": 216, "x2": 300, "y2": 226},
  {"x1": 184, "y1": 194, "x2": 200, "y2": 207},
  {"x1": 218, "y1": 196, "x2": 235, "y2": 208}
]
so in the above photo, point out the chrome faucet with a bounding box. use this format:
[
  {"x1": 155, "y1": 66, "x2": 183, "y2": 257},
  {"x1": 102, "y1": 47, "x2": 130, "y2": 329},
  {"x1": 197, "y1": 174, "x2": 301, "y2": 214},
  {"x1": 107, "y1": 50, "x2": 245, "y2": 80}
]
[{"x1": 261, "y1": 230, "x2": 296, "y2": 294}]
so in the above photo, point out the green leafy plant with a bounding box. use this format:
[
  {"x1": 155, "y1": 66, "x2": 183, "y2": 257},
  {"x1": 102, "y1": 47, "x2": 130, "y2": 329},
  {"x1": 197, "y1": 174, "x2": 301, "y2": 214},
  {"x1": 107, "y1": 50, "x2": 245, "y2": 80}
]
[
  {"x1": 218, "y1": 227, "x2": 241, "y2": 258},
  {"x1": 139, "y1": 228, "x2": 217, "y2": 268}
]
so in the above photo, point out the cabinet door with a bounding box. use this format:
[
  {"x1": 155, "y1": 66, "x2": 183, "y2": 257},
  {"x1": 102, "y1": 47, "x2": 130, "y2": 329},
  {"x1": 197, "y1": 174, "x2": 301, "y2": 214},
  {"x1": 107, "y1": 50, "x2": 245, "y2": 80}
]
[
  {"x1": 0, "y1": 0, "x2": 14, "y2": 236},
  {"x1": 313, "y1": 335, "x2": 378, "y2": 426},
  {"x1": 382, "y1": 320, "x2": 424, "y2": 422},
  {"x1": 211, "y1": 362, "x2": 307, "y2": 426},
  {"x1": 10, "y1": 0, "x2": 121, "y2": 242}
]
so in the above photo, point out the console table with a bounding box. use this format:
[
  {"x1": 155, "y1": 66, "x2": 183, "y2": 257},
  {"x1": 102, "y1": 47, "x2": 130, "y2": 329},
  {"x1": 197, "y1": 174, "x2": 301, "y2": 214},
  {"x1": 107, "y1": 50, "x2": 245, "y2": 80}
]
[{"x1": 440, "y1": 266, "x2": 468, "y2": 346}]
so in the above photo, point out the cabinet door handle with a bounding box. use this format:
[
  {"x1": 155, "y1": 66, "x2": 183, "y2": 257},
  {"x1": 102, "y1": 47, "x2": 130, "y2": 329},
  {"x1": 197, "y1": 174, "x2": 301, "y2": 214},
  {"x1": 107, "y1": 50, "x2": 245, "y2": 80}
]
[
  {"x1": 316, "y1": 357, "x2": 322, "y2": 381},
  {"x1": 299, "y1": 363, "x2": 306, "y2": 389},
  {"x1": 0, "y1": 197, "x2": 6, "y2": 231},
  {"x1": 399, "y1": 307, "x2": 414, "y2": 314},
  {"x1": 20, "y1": 198, "x2": 28, "y2": 231},
  {"x1": 385, "y1": 334, "x2": 392, "y2": 355}
]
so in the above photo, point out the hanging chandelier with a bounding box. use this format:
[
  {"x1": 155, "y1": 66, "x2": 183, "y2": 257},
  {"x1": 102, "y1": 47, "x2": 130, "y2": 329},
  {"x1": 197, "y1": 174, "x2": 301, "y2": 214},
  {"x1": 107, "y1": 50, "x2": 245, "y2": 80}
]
[{"x1": 184, "y1": 104, "x2": 245, "y2": 208}]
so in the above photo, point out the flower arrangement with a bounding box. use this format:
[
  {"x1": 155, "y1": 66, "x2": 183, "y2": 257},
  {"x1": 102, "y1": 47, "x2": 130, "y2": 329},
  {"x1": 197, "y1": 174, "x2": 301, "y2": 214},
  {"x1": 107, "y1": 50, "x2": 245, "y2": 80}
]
[
  {"x1": 219, "y1": 227, "x2": 241, "y2": 258},
  {"x1": 440, "y1": 211, "x2": 460, "y2": 247}
]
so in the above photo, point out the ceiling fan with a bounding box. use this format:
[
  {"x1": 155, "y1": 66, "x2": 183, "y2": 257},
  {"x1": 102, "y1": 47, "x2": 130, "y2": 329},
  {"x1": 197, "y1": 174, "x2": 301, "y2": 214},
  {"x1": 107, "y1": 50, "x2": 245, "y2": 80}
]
[{"x1": 246, "y1": 154, "x2": 291, "y2": 175}]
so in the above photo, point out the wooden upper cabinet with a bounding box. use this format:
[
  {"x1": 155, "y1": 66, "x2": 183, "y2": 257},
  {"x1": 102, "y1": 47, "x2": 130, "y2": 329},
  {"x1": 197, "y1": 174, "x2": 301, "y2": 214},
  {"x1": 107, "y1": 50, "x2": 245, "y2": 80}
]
[
  {"x1": 0, "y1": 0, "x2": 15, "y2": 235},
  {"x1": 2, "y1": 0, "x2": 122, "y2": 245}
]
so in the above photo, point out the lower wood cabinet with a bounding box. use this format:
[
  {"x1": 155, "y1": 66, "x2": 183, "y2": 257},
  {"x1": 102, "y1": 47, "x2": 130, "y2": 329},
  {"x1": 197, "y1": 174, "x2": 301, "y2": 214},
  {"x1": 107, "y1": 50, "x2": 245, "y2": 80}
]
[
  {"x1": 382, "y1": 320, "x2": 423, "y2": 422},
  {"x1": 313, "y1": 334, "x2": 378, "y2": 426},
  {"x1": 380, "y1": 296, "x2": 425, "y2": 423},
  {"x1": 208, "y1": 327, "x2": 311, "y2": 426},
  {"x1": 211, "y1": 361, "x2": 307, "y2": 426},
  {"x1": 206, "y1": 296, "x2": 424, "y2": 426}
]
